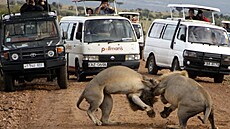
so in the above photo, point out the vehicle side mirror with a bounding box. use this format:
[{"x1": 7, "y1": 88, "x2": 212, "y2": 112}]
[
  {"x1": 143, "y1": 30, "x2": 146, "y2": 36},
  {"x1": 136, "y1": 31, "x2": 141, "y2": 39},
  {"x1": 180, "y1": 34, "x2": 186, "y2": 42},
  {"x1": 62, "y1": 31, "x2": 68, "y2": 40},
  {"x1": 76, "y1": 32, "x2": 82, "y2": 40}
]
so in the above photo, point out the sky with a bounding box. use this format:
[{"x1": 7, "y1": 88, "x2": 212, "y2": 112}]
[{"x1": 48, "y1": 0, "x2": 230, "y2": 15}]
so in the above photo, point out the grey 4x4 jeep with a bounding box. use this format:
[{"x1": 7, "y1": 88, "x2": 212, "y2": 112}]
[{"x1": 0, "y1": 11, "x2": 67, "y2": 91}]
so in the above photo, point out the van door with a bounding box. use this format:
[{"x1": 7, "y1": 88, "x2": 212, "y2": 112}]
[
  {"x1": 161, "y1": 24, "x2": 177, "y2": 66},
  {"x1": 146, "y1": 23, "x2": 165, "y2": 65},
  {"x1": 171, "y1": 25, "x2": 187, "y2": 66},
  {"x1": 60, "y1": 22, "x2": 82, "y2": 72}
]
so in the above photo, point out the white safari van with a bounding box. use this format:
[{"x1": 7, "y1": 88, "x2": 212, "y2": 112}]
[
  {"x1": 60, "y1": 16, "x2": 140, "y2": 81},
  {"x1": 144, "y1": 4, "x2": 230, "y2": 83},
  {"x1": 119, "y1": 12, "x2": 145, "y2": 58},
  {"x1": 222, "y1": 21, "x2": 230, "y2": 36}
]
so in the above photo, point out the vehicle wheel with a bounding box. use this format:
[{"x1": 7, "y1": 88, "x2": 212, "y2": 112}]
[
  {"x1": 75, "y1": 60, "x2": 86, "y2": 82},
  {"x1": 4, "y1": 73, "x2": 15, "y2": 92},
  {"x1": 188, "y1": 71, "x2": 197, "y2": 79},
  {"x1": 0, "y1": 72, "x2": 4, "y2": 91},
  {"x1": 171, "y1": 58, "x2": 181, "y2": 72},
  {"x1": 57, "y1": 65, "x2": 68, "y2": 89},
  {"x1": 147, "y1": 55, "x2": 158, "y2": 75},
  {"x1": 214, "y1": 74, "x2": 224, "y2": 83}
]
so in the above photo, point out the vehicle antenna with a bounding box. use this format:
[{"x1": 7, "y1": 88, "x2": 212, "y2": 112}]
[
  {"x1": 47, "y1": 0, "x2": 49, "y2": 12},
  {"x1": 7, "y1": 0, "x2": 11, "y2": 14}
]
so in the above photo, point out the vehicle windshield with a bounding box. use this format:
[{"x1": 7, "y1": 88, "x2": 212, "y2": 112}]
[
  {"x1": 188, "y1": 26, "x2": 229, "y2": 46},
  {"x1": 4, "y1": 20, "x2": 59, "y2": 49},
  {"x1": 84, "y1": 19, "x2": 136, "y2": 43}
]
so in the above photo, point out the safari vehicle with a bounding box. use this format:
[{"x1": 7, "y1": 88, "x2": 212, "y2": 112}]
[
  {"x1": 144, "y1": 4, "x2": 230, "y2": 83},
  {"x1": 221, "y1": 21, "x2": 230, "y2": 36},
  {"x1": 118, "y1": 12, "x2": 145, "y2": 58},
  {"x1": 0, "y1": 4, "x2": 67, "y2": 91},
  {"x1": 60, "y1": 0, "x2": 140, "y2": 81}
]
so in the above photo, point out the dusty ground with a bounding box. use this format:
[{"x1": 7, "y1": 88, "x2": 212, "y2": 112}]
[{"x1": 0, "y1": 61, "x2": 230, "y2": 129}]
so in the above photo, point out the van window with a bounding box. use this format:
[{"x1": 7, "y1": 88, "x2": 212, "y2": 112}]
[
  {"x1": 84, "y1": 19, "x2": 136, "y2": 43},
  {"x1": 68, "y1": 23, "x2": 76, "y2": 40},
  {"x1": 188, "y1": 26, "x2": 229, "y2": 46},
  {"x1": 162, "y1": 24, "x2": 177, "y2": 40},
  {"x1": 77, "y1": 23, "x2": 83, "y2": 33},
  {"x1": 75, "y1": 23, "x2": 83, "y2": 40},
  {"x1": 60, "y1": 22, "x2": 69, "y2": 37},
  {"x1": 177, "y1": 25, "x2": 186, "y2": 41},
  {"x1": 149, "y1": 23, "x2": 164, "y2": 38},
  {"x1": 4, "y1": 20, "x2": 58, "y2": 47},
  {"x1": 133, "y1": 24, "x2": 143, "y2": 36},
  {"x1": 60, "y1": 22, "x2": 76, "y2": 41}
]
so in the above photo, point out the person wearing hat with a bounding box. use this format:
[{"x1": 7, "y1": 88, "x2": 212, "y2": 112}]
[
  {"x1": 95, "y1": 0, "x2": 115, "y2": 14},
  {"x1": 196, "y1": 10, "x2": 210, "y2": 22}
]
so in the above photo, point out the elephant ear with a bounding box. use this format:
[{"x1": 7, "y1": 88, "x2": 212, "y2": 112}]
[{"x1": 142, "y1": 76, "x2": 158, "y2": 88}]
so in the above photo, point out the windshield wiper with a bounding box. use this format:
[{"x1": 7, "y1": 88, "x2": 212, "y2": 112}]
[
  {"x1": 35, "y1": 36, "x2": 58, "y2": 41},
  {"x1": 218, "y1": 43, "x2": 229, "y2": 46},
  {"x1": 87, "y1": 39, "x2": 115, "y2": 43},
  {"x1": 191, "y1": 41, "x2": 214, "y2": 45}
]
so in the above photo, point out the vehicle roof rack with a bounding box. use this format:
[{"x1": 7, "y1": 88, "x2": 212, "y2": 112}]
[
  {"x1": 167, "y1": 4, "x2": 220, "y2": 24},
  {"x1": 222, "y1": 21, "x2": 230, "y2": 24},
  {"x1": 118, "y1": 12, "x2": 140, "y2": 23},
  {"x1": 2, "y1": 11, "x2": 57, "y2": 21},
  {"x1": 72, "y1": 0, "x2": 118, "y2": 16}
]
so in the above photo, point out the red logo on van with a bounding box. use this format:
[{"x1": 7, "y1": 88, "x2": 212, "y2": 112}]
[{"x1": 101, "y1": 46, "x2": 123, "y2": 53}]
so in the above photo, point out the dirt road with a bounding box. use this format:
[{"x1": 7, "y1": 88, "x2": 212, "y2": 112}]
[{"x1": 1, "y1": 61, "x2": 230, "y2": 129}]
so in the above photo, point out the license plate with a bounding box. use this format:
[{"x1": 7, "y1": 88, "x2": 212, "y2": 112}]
[
  {"x1": 23, "y1": 63, "x2": 45, "y2": 69},
  {"x1": 88, "y1": 62, "x2": 107, "y2": 67},
  {"x1": 204, "y1": 62, "x2": 220, "y2": 67}
]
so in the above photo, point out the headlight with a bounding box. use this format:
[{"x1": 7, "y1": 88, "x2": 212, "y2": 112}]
[
  {"x1": 56, "y1": 46, "x2": 64, "y2": 54},
  {"x1": 223, "y1": 55, "x2": 230, "y2": 62},
  {"x1": 83, "y1": 55, "x2": 99, "y2": 61},
  {"x1": 183, "y1": 50, "x2": 197, "y2": 58},
  {"x1": 125, "y1": 54, "x2": 140, "y2": 60},
  {"x1": 47, "y1": 50, "x2": 55, "y2": 57},
  {"x1": 3, "y1": 52, "x2": 9, "y2": 60},
  {"x1": 11, "y1": 53, "x2": 19, "y2": 60}
]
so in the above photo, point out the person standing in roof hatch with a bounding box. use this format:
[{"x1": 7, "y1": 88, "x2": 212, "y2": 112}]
[
  {"x1": 37, "y1": 0, "x2": 51, "y2": 11},
  {"x1": 196, "y1": 10, "x2": 210, "y2": 22},
  {"x1": 95, "y1": 0, "x2": 115, "y2": 14},
  {"x1": 185, "y1": 8, "x2": 198, "y2": 20}
]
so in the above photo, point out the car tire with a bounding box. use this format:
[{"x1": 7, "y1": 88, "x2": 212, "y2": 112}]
[
  {"x1": 214, "y1": 74, "x2": 224, "y2": 83},
  {"x1": 147, "y1": 55, "x2": 158, "y2": 75},
  {"x1": 4, "y1": 73, "x2": 15, "y2": 92},
  {"x1": 75, "y1": 60, "x2": 86, "y2": 82},
  {"x1": 57, "y1": 65, "x2": 68, "y2": 89},
  {"x1": 171, "y1": 58, "x2": 181, "y2": 72},
  {"x1": 188, "y1": 71, "x2": 197, "y2": 79}
]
